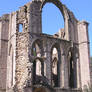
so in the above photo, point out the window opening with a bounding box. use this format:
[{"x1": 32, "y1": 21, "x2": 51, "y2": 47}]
[
  {"x1": 52, "y1": 47, "x2": 59, "y2": 87},
  {"x1": 19, "y1": 24, "x2": 23, "y2": 32}
]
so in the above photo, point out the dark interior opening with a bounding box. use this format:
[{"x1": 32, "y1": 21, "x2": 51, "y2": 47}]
[
  {"x1": 69, "y1": 56, "x2": 75, "y2": 88},
  {"x1": 68, "y1": 50, "x2": 78, "y2": 88},
  {"x1": 52, "y1": 57, "x2": 58, "y2": 87}
]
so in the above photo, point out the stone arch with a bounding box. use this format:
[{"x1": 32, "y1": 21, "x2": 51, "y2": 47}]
[
  {"x1": 41, "y1": 0, "x2": 66, "y2": 19},
  {"x1": 29, "y1": 0, "x2": 76, "y2": 40},
  {"x1": 40, "y1": 0, "x2": 70, "y2": 40},
  {"x1": 31, "y1": 39, "x2": 43, "y2": 57},
  {"x1": 51, "y1": 43, "x2": 61, "y2": 87},
  {"x1": 30, "y1": 0, "x2": 77, "y2": 40},
  {"x1": 67, "y1": 46, "x2": 79, "y2": 88}
]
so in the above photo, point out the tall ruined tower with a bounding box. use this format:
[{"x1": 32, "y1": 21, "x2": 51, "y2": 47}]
[{"x1": 0, "y1": 0, "x2": 91, "y2": 92}]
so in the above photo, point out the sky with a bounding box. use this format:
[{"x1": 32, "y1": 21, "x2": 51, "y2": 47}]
[{"x1": 0, "y1": 0, "x2": 92, "y2": 56}]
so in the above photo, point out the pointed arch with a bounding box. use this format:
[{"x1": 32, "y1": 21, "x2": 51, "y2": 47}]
[
  {"x1": 31, "y1": 39, "x2": 43, "y2": 57},
  {"x1": 51, "y1": 43, "x2": 61, "y2": 87},
  {"x1": 41, "y1": 0, "x2": 65, "y2": 19},
  {"x1": 40, "y1": 0, "x2": 70, "y2": 40}
]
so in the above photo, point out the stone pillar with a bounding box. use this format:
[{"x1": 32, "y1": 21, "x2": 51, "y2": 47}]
[
  {"x1": 77, "y1": 21, "x2": 90, "y2": 89},
  {"x1": 43, "y1": 40, "x2": 52, "y2": 85},
  {"x1": 64, "y1": 55, "x2": 69, "y2": 88},
  {"x1": 0, "y1": 14, "x2": 9, "y2": 92},
  {"x1": 45, "y1": 50, "x2": 52, "y2": 85},
  {"x1": 76, "y1": 57, "x2": 81, "y2": 88},
  {"x1": 60, "y1": 48, "x2": 69, "y2": 88},
  {"x1": 60, "y1": 53, "x2": 65, "y2": 88},
  {"x1": 64, "y1": 17, "x2": 69, "y2": 41},
  {"x1": 28, "y1": 1, "x2": 42, "y2": 33}
]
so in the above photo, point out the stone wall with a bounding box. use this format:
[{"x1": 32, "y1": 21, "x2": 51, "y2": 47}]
[
  {"x1": 77, "y1": 21, "x2": 90, "y2": 88},
  {"x1": 15, "y1": 32, "x2": 29, "y2": 91},
  {"x1": 6, "y1": 12, "x2": 17, "y2": 90}
]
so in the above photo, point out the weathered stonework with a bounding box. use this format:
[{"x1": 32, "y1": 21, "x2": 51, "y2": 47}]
[
  {"x1": 90, "y1": 58, "x2": 92, "y2": 84},
  {"x1": 0, "y1": 0, "x2": 91, "y2": 92}
]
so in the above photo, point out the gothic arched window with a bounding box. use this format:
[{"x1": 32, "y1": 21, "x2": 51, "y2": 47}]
[
  {"x1": 32, "y1": 40, "x2": 42, "y2": 57},
  {"x1": 51, "y1": 46, "x2": 60, "y2": 87}
]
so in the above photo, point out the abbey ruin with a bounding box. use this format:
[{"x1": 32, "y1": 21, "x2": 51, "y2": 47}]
[{"x1": 0, "y1": 0, "x2": 91, "y2": 92}]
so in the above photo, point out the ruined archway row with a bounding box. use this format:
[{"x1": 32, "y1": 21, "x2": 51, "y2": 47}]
[
  {"x1": 15, "y1": 0, "x2": 78, "y2": 42},
  {"x1": 27, "y1": 34, "x2": 79, "y2": 88}
]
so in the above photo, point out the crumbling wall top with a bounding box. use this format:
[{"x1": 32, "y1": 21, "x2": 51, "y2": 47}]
[{"x1": 0, "y1": 14, "x2": 9, "y2": 22}]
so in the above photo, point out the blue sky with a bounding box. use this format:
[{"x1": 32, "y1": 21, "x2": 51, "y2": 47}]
[{"x1": 0, "y1": 0, "x2": 92, "y2": 56}]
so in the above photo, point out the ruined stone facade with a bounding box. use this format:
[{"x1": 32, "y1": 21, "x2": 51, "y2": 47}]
[{"x1": 0, "y1": 0, "x2": 91, "y2": 92}]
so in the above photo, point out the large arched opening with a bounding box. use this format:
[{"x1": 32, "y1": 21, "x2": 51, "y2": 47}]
[{"x1": 42, "y1": 3, "x2": 64, "y2": 35}]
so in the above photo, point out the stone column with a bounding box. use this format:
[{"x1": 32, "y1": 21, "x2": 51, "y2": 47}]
[
  {"x1": 76, "y1": 57, "x2": 81, "y2": 88},
  {"x1": 64, "y1": 55, "x2": 69, "y2": 88},
  {"x1": 43, "y1": 40, "x2": 52, "y2": 85},
  {"x1": 77, "y1": 21, "x2": 90, "y2": 89},
  {"x1": 45, "y1": 50, "x2": 52, "y2": 85},
  {"x1": 60, "y1": 48, "x2": 69, "y2": 88}
]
